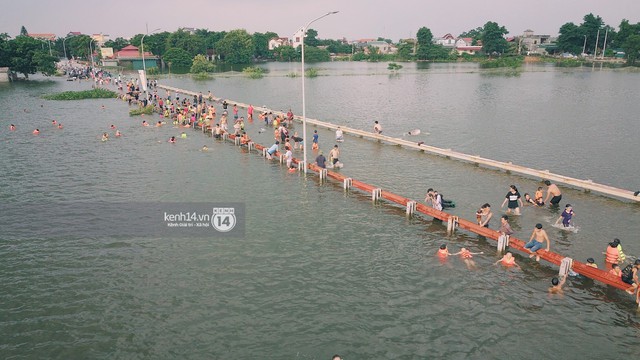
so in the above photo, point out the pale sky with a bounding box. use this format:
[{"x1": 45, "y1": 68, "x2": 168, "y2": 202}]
[{"x1": 2, "y1": 0, "x2": 638, "y2": 41}]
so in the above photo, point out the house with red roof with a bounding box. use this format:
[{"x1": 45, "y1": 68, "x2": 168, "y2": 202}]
[{"x1": 112, "y1": 45, "x2": 158, "y2": 70}]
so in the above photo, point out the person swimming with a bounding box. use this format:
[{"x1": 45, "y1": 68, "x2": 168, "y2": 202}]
[
  {"x1": 494, "y1": 252, "x2": 520, "y2": 268},
  {"x1": 57, "y1": 123, "x2": 63, "y2": 129},
  {"x1": 33, "y1": 129, "x2": 40, "y2": 135},
  {"x1": 52, "y1": 120, "x2": 57, "y2": 125},
  {"x1": 101, "y1": 132, "x2": 109, "y2": 141},
  {"x1": 201, "y1": 145, "x2": 209, "y2": 151},
  {"x1": 110, "y1": 124, "x2": 116, "y2": 130},
  {"x1": 169, "y1": 136, "x2": 176, "y2": 143},
  {"x1": 142, "y1": 121, "x2": 149, "y2": 127},
  {"x1": 524, "y1": 193, "x2": 537, "y2": 206},
  {"x1": 115, "y1": 130, "x2": 122, "y2": 137},
  {"x1": 437, "y1": 244, "x2": 451, "y2": 257},
  {"x1": 180, "y1": 132, "x2": 187, "y2": 139},
  {"x1": 10, "y1": 124, "x2": 16, "y2": 131}
]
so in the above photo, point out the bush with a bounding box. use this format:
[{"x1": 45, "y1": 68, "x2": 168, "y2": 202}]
[
  {"x1": 42, "y1": 88, "x2": 118, "y2": 100},
  {"x1": 243, "y1": 66, "x2": 264, "y2": 79},
  {"x1": 191, "y1": 54, "x2": 216, "y2": 74},
  {"x1": 193, "y1": 72, "x2": 213, "y2": 80},
  {"x1": 480, "y1": 56, "x2": 523, "y2": 69},
  {"x1": 129, "y1": 105, "x2": 154, "y2": 116},
  {"x1": 305, "y1": 68, "x2": 318, "y2": 77},
  {"x1": 387, "y1": 63, "x2": 403, "y2": 70}
]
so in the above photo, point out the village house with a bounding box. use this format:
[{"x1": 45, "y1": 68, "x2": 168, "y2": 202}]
[
  {"x1": 106, "y1": 45, "x2": 158, "y2": 70},
  {"x1": 268, "y1": 37, "x2": 290, "y2": 50}
]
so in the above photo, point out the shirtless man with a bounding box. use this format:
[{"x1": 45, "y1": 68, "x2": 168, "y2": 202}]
[
  {"x1": 549, "y1": 274, "x2": 567, "y2": 295},
  {"x1": 543, "y1": 180, "x2": 562, "y2": 206},
  {"x1": 329, "y1": 145, "x2": 340, "y2": 165},
  {"x1": 525, "y1": 223, "x2": 550, "y2": 262}
]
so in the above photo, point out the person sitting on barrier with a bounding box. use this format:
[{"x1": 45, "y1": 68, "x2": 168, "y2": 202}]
[
  {"x1": 316, "y1": 151, "x2": 326, "y2": 169},
  {"x1": 373, "y1": 120, "x2": 382, "y2": 134},
  {"x1": 555, "y1": 204, "x2": 575, "y2": 228},
  {"x1": 525, "y1": 224, "x2": 550, "y2": 262},
  {"x1": 498, "y1": 215, "x2": 514, "y2": 236},
  {"x1": 240, "y1": 132, "x2": 251, "y2": 146},
  {"x1": 501, "y1": 185, "x2": 523, "y2": 215},
  {"x1": 586, "y1": 258, "x2": 598, "y2": 269},
  {"x1": 622, "y1": 259, "x2": 640, "y2": 294},
  {"x1": 266, "y1": 141, "x2": 279, "y2": 160},
  {"x1": 494, "y1": 252, "x2": 520, "y2": 268},
  {"x1": 549, "y1": 274, "x2": 568, "y2": 295},
  {"x1": 478, "y1": 203, "x2": 492, "y2": 228},
  {"x1": 543, "y1": 180, "x2": 563, "y2": 206},
  {"x1": 214, "y1": 124, "x2": 222, "y2": 139},
  {"x1": 609, "y1": 264, "x2": 622, "y2": 278}
]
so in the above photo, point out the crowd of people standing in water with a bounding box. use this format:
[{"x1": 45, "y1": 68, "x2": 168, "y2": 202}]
[
  {"x1": 15, "y1": 74, "x2": 637, "y2": 306},
  {"x1": 428, "y1": 176, "x2": 639, "y2": 304},
  {"x1": 120, "y1": 79, "x2": 640, "y2": 305}
]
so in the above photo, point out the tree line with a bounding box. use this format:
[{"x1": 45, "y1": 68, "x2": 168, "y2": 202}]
[{"x1": 2, "y1": 14, "x2": 639, "y2": 78}]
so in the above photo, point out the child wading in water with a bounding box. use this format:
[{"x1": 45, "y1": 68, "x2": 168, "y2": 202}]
[{"x1": 555, "y1": 204, "x2": 575, "y2": 228}]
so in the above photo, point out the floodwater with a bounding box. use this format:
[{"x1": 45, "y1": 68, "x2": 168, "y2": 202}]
[{"x1": 1, "y1": 62, "x2": 639, "y2": 359}]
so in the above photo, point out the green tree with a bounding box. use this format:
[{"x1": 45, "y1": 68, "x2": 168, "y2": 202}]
[
  {"x1": 67, "y1": 35, "x2": 93, "y2": 59},
  {"x1": 366, "y1": 46, "x2": 382, "y2": 62},
  {"x1": 104, "y1": 37, "x2": 130, "y2": 52},
  {"x1": 20, "y1": 26, "x2": 28, "y2": 36},
  {"x1": 0, "y1": 33, "x2": 11, "y2": 67},
  {"x1": 273, "y1": 45, "x2": 299, "y2": 61},
  {"x1": 215, "y1": 29, "x2": 254, "y2": 64},
  {"x1": 166, "y1": 29, "x2": 205, "y2": 57},
  {"x1": 396, "y1": 42, "x2": 414, "y2": 60},
  {"x1": 427, "y1": 45, "x2": 454, "y2": 60},
  {"x1": 459, "y1": 27, "x2": 483, "y2": 44},
  {"x1": 253, "y1": 31, "x2": 278, "y2": 59},
  {"x1": 302, "y1": 45, "x2": 330, "y2": 62},
  {"x1": 305, "y1": 29, "x2": 319, "y2": 47},
  {"x1": 614, "y1": 20, "x2": 640, "y2": 50},
  {"x1": 7, "y1": 35, "x2": 56, "y2": 78},
  {"x1": 556, "y1": 22, "x2": 582, "y2": 54},
  {"x1": 190, "y1": 54, "x2": 215, "y2": 73},
  {"x1": 623, "y1": 34, "x2": 640, "y2": 64},
  {"x1": 324, "y1": 39, "x2": 351, "y2": 54},
  {"x1": 163, "y1": 47, "x2": 192, "y2": 68},
  {"x1": 416, "y1": 27, "x2": 434, "y2": 60},
  {"x1": 481, "y1": 21, "x2": 509, "y2": 55}
]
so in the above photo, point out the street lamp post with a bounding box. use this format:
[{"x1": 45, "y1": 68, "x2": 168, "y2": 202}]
[
  {"x1": 88, "y1": 39, "x2": 95, "y2": 68},
  {"x1": 63, "y1": 34, "x2": 76, "y2": 60},
  {"x1": 141, "y1": 28, "x2": 161, "y2": 82},
  {"x1": 301, "y1": 11, "x2": 338, "y2": 174}
]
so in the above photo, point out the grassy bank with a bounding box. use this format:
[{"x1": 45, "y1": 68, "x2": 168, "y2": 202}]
[{"x1": 42, "y1": 88, "x2": 118, "y2": 100}]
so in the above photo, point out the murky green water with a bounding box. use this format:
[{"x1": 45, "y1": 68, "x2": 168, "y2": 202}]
[{"x1": 1, "y1": 62, "x2": 639, "y2": 359}]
